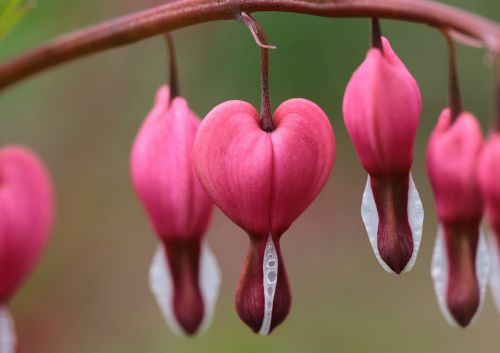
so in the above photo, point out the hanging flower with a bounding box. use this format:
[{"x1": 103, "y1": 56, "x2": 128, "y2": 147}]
[
  {"x1": 428, "y1": 109, "x2": 488, "y2": 327},
  {"x1": 193, "y1": 98, "x2": 335, "y2": 334},
  {"x1": 0, "y1": 145, "x2": 54, "y2": 352},
  {"x1": 478, "y1": 132, "x2": 500, "y2": 312},
  {"x1": 131, "y1": 86, "x2": 220, "y2": 336},
  {"x1": 343, "y1": 36, "x2": 423, "y2": 274}
]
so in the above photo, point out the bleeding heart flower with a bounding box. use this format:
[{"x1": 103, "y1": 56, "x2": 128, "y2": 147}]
[
  {"x1": 477, "y1": 132, "x2": 500, "y2": 312},
  {"x1": 0, "y1": 145, "x2": 54, "y2": 353},
  {"x1": 343, "y1": 36, "x2": 423, "y2": 274},
  {"x1": 193, "y1": 98, "x2": 335, "y2": 334},
  {"x1": 130, "y1": 86, "x2": 220, "y2": 336},
  {"x1": 427, "y1": 109, "x2": 489, "y2": 327}
]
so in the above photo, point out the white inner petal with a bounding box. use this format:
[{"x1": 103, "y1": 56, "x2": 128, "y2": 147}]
[
  {"x1": 361, "y1": 173, "x2": 423, "y2": 273},
  {"x1": 488, "y1": 230, "x2": 500, "y2": 313},
  {"x1": 149, "y1": 241, "x2": 221, "y2": 336},
  {"x1": 476, "y1": 227, "x2": 490, "y2": 323},
  {"x1": 431, "y1": 225, "x2": 490, "y2": 327},
  {"x1": 405, "y1": 174, "x2": 424, "y2": 273},
  {"x1": 259, "y1": 235, "x2": 278, "y2": 336},
  {"x1": 0, "y1": 306, "x2": 16, "y2": 353}
]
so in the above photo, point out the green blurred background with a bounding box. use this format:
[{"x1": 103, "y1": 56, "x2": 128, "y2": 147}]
[{"x1": 1, "y1": 0, "x2": 499, "y2": 352}]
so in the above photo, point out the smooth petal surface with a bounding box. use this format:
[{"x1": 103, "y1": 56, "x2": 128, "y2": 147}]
[
  {"x1": 193, "y1": 100, "x2": 272, "y2": 238},
  {"x1": 427, "y1": 109, "x2": 484, "y2": 222},
  {"x1": 270, "y1": 99, "x2": 335, "y2": 236},
  {"x1": 131, "y1": 86, "x2": 214, "y2": 241},
  {"x1": 427, "y1": 109, "x2": 486, "y2": 327},
  {"x1": 193, "y1": 98, "x2": 335, "y2": 334},
  {"x1": 0, "y1": 146, "x2": 53, "y2": 302},
  {"x1": 343, "y1": 37, "x2": 421, "y2": 174},
  {"x1": 193, "y1": 99, "x2": 335, "y2": 238}
]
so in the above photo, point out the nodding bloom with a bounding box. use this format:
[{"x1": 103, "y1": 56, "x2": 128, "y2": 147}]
[
  {"x1": 0, "y1": 146, "x2": 54, "y2": 353},
  {"x1": 478, "y1": 132, "x2": 500, "y2": 312},
  {"x1": 130, "y1": 86, "x2": 220, "y2": 336},
  {"x1": 193, "y1": 98, "x2": 335, "y2": 335},
  {"x1": 342, "y1": 36, "x2": 423, "y2": 274},
  {"x1": 428, "y1": 109, "x2": 489, "y2": 328}
]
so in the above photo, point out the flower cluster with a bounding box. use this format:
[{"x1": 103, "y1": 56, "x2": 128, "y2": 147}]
[{"x1": 2, "y1": 16, "x2": 500, "y2": 350}]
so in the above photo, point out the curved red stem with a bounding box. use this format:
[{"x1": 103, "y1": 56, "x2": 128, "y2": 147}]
[{"x1": 0, "y1": 0, "x2": 499, "y2": 91}]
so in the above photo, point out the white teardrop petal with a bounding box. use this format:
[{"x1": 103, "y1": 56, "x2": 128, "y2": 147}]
[
  {"x1": 475, "y1": 228, "x2": 490, "y2": 323},
  {"x1": 258, "y1": 235, "x2": 278, "y2": 336},
  {"x1": 361, "y1": 173, "x2": 423, "y2": 273},
  {"x1": 431, "y1": 225, "x2": 456, "y2": 326},
  {"x1": 403, "y1": 174, "x2": 424, "y2": 273},
  {"x1": 149, "y1": 241, "x2": 221, "y2": 336},
  {"x1": 197, "y1": 240, "x2": 221, "y2": 334},
  {"x1": 488, "y1": 230, "x2": 500, "y2": 312},
  {"x1": 0, "y1": 306, "x2": 16, "y2": 353},
  {"x1": 361, "y1": 176, "x2": 393, "y2": 273},
  {"x1": 431, "y1": 225, "x2": 490, "y2": 327}
]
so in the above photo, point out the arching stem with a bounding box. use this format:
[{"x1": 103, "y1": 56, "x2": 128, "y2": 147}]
[
  {"x1": 165, "y1": 33, "x2": 179, "y2": 99},
  {"x1": 371, "y1": 18, "x2": 383, "y2": 52},
  {"x1": 1, "y1": 0, "x2": 500, "y2": 91},
  {"x1": 239, "y1": 12, "x2": 276, "y2": 132},
  {"x1": 444, "y1": 31, "x2": 463, "y2": 123}
]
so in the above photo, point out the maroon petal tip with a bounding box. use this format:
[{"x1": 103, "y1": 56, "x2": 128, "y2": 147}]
[
  {"x1": 443, "y1": 223, "x2": 481, "y2": 328},
  {"x1": 164, "y1": 239, "x2": 205, "y2": 335},
  {"x1": 371, "y1": 175, "x2": 414, "y2": 274},
  {"x1": 236, "y1": 236, "x2": 291, "y2": 335}
]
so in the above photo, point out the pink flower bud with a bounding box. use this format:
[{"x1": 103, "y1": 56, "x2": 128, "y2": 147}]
[
  {"x1": 0, "y1": 145, "x2": 54, "y2": 352},
  {"x1": 477, "y1": 132, "x2": 500, "y2": 312},
  {"x1": 130, "y1": 86, "x2": 220, "y2": 336},
  {"x1": 193, "y1": 98, "x2": 335, "y2": 334},
  {"x1": 427, "y1": 109, "x2": 488, "y2": 327},
  {"x1": 343, "y1": 37, "x2": 423, "y2": 274}
]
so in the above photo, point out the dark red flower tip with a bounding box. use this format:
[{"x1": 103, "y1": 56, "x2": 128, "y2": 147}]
[
  {"x1": 371, "y1": 174, "x2": 414, "y2": 274},
  {"x1": 164, "y1": 239, "x2": 205, "y2": 335},
  {"x1": 442, "y1": 222, "x2": 481, "y2": 327},
  {"x1": 236, "y1": 236, "x2": 291, "y2": 335}
]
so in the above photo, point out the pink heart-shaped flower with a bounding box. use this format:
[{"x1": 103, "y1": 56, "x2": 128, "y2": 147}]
[{"x1": 193, "y1": 98, "x2": 335, "y2": 334}]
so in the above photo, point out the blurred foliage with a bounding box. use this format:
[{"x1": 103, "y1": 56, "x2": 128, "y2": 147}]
[{"x1": 0, "y1": 0, "x2": 33, "y2": 39}]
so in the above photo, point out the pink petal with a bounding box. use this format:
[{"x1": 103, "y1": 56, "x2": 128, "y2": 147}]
[
  {"x1": 270, "y1": 99, "x2": 335, "y2": 236},
  {"x1": 193, "y1": 100, "x2": 273, "y2": 238},
  {"x1": 343, "y1": 37, "x2": 421, "y2": 174},
  {"x1": 131, "y1": 86, "x2": 213, "y2": 241},
  {"x1": 0, "y1": 146, "x2": 54, "y2": 302}
]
